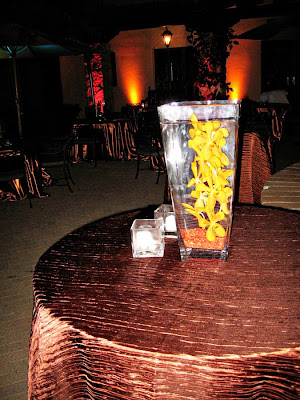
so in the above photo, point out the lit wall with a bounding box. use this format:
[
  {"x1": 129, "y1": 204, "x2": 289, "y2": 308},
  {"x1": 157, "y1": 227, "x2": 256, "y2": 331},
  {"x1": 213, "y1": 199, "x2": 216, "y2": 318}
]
[
  {"x1": 109, "y1": 20, "x2": 268, "y2": 111},
  {"x1": 60, "y1": 20, "x2": 267, "y2": 113},
  {"x1": 110, "y1": 25, "x2": 190, "y2": 111},
  {"x1": 227, "y1": 18, "x2": 268, "y2": 101}
]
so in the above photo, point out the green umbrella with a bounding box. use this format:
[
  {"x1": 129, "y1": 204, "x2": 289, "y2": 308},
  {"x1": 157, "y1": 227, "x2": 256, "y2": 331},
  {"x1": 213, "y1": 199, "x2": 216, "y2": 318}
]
[{"x1": 0, "y1": 23, "x2": 96, "y2": 140}]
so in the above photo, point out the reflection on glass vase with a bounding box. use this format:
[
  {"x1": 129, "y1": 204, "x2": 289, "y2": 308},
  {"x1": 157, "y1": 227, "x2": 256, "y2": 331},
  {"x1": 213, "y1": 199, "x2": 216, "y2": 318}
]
[{"x1": 157, "y1": 101, "x2": 240, "y2": 261}]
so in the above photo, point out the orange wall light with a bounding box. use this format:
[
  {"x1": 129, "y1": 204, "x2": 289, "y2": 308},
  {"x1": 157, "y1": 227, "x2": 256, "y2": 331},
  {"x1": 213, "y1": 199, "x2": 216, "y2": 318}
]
[
  {"x1": 227, "y1": 36, "x2": 261, "y2": 101},
  {"x1": 111, "y1": 30, "x2": 154, "y2": 108},
  {"x1": 116, "y1": 47, "x2": 146, "y2": 105},
  {"x1": 227, "y1": 70, "x2": 244, "y2": 101},
  {"x1": 127, "y1": 76, "x2": 141, "y2": 105}
]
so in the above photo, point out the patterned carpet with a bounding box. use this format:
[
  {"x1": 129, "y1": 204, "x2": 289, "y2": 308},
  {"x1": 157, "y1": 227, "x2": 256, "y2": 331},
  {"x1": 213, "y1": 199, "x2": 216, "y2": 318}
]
[{"x1": 0, "y1": 159, "x2": 165, "y2": 400}]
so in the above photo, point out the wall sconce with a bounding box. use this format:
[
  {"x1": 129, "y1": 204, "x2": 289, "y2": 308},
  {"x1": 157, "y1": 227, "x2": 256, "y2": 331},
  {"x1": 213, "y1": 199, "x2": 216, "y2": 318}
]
[{"x1": 162, "y1": 27, "x2": 173, "y2": 48}]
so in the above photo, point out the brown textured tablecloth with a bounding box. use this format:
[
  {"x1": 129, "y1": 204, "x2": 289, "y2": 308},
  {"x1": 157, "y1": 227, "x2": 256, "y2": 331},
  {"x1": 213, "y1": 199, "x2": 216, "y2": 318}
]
[
  {"x1": 0, "y1": 150, "x2": 48, "y2": 203},
  {"x1": 28, "y1": 206, "x2": 300, "y2": 399},
  {"x1": 73, "y1": 119, "x2": 137, "y2": 161}
]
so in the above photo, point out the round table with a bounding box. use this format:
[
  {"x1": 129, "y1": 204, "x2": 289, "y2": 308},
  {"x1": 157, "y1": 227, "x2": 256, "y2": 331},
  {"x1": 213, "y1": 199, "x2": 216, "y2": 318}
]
[
  {"x1": 261, "y1": 162, "x2": 300, "y2": 212},
  {"x1": 28, "y1": 206, "x2": 300, "y2": 399}
]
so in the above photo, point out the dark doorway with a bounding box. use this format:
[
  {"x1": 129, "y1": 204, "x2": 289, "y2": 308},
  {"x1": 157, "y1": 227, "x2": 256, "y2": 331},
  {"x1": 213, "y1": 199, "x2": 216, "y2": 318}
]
[
  {"x1": 154, "y1": 46, "x2": 197, "y2": 103},
  {"x1": 261, "y1": 40, "x2": 299, "y2": 107}
]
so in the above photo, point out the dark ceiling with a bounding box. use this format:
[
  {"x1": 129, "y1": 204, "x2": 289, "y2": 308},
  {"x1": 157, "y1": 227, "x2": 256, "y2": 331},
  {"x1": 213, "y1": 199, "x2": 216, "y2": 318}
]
[{"x1": 1, "y1": 0, "x2": 299, "y2": 46}]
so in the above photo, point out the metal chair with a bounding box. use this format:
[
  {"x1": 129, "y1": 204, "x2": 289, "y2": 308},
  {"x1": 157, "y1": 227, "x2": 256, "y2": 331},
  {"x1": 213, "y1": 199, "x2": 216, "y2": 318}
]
[
  {"x1": 39, "y1": 137, "x2": 75, "y2": 193},
  {"x1": 74, "y1": 125, "x2": 107, "y2": 166},
  {"x1": 133, "y1": 110, "x2": 164, "y2": 184}
]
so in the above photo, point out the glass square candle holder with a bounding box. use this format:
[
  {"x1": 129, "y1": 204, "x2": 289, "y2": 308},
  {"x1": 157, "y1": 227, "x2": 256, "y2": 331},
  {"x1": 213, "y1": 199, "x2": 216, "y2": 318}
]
[
  {"x1": 154, "y1": 204, "x2": 178, "y2": 238},
  {"x1": 131, "y1": 219, "x2": 165, "y2": 258}
]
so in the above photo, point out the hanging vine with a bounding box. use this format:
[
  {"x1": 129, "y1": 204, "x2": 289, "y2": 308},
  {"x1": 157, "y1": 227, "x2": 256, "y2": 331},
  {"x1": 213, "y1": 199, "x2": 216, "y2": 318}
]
[{"x1": 186, "y1": 26, "x2": 238, "y2": 100}]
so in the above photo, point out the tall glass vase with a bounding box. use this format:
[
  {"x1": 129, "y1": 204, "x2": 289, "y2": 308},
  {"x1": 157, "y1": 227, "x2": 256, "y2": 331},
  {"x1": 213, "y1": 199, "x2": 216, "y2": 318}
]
[{"x1": 157, "y1": 101, "x2": 240, "y2": 261}]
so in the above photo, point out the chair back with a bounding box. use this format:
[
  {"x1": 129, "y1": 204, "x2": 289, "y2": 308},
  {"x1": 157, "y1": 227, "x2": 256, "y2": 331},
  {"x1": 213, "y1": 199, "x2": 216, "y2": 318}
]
[
  {"x1": 74, "y1": 125, "x2": 104, "y2": 143},
  {"x1": 39, "y1": 137, "x2": 74, "y2": 166},
  {"x1": 135, "y1": 109, "x2": 162, "y2": 155},
  {"x1": 239, "y1": 99, "x2": 272, "y2": 138}
]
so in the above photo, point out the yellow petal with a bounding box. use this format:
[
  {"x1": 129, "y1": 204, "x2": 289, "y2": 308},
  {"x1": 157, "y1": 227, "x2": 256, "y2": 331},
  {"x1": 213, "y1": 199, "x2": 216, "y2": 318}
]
[
  {"x1": 221, "y1": 201, "x2": 230, "y2": 215},
  {"x1": 191, "y1": 113, "x2": 198, "y2": 123},
  {"x1": 185, "y1": 208, "x2": 199, "y2": 218},
  {"x1": 187, "y1": 178, "x2": 196, "y2": 188},
  {"x1": 219, "y1": 127, "x2": 229, "y2": 137},
  {"x1": 224, "y1": 186, "x2": 233, "y2": 197},
  {"x1": 216, "y1": 191, "x2": 226, "y2": 204},
  {"x1": 191, "y1": 190, "x2": 200, "y2": 198},
  {"x1": 206, "y1": 225, "x2": 216, "y2": 242},
  {"x1": 217, "y1": 137, "x2": 226, "y2": 148},
  {"x1": 189, "y1": 128, "x2": 196, "y2": 138},
  {"x1": 206, "y1": 191, "x2": 216, "y2": 211},
  {"x1": 195, "y1": 183, "x2": 210, "y2": 192},
  {"x1": 202, "y1": 144, "x2": 212, "y2": 160},
  {"x1": 188, "y1": 140, "x2": 201, "y2": 156},
  {"x1": 215, "y1": 211, "x2": 226, "y2": 222},
  {"x1": 212, "y1": 130, "x2": 224, "y2": 142},
  {"x1": 213, "y1": 121, "x2": 220, "y2": 130},
  {"x1": 182, "y1": 202, "x2": 194, "y2": 209},
  {"x1": 215, "y1": 175, "x2": 229, "y2": 188},
  {"x1": 192, "y1": 136, "x2": 204, "y2": 146},
  {"x1": 198, "y1": 216, "x2": 210, "y2": 228},
  {"x1": 195, "y1": 197, "x2": 205, "y2": 210},
  {"x1": 200, "y1": 159, "x2": 210, "y2": 178},
  {"x1": 215, "y1": 223, "x2": 226, "y2": 237},
  {"x1": 212, "y1": 145, "x2": 222, "y2": 159},
  {"x1": 205, "y1": 168, "x2": 213, "y2": 189},
  {"x1": 190, "y1": 114, "x2": 198, "y2": 130},
  {"x1": 222, "y1": 169, "x2": 233, "y2": 179},
  {"x1": 220, "y1": 152, "x2": 230, "y2": 166},
  {"x1": 210, "y1": 155, "x2": 221, "y2": 169},
  {"x1": 204, "y1": 121, "x2": 214, "y2": 136},
  {"x1": 191, "y1": 160, "x2": 198, "y2": 177}
]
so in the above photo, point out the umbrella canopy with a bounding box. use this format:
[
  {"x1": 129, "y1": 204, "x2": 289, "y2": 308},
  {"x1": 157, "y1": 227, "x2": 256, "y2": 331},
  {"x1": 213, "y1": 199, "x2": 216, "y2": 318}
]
[
  {"x1": 0, "y1": 23, "x2": 94, "y2": 57},
  {"x1": 0, "y1": 43, "x2": 87, "y2": 59},
  {"x1": 0, "y1": 23, "x2": 97, "y2": 139},
  {"x1": 238, "y1": 15, "x2": 300, "y2": 41}
]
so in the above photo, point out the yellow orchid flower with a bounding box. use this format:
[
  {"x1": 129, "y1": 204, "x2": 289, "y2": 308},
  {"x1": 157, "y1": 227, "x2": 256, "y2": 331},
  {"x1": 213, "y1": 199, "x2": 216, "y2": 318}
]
[
  {"x1": 182, "y1": 203, "x2": 208, "y2": 226},
  {"x1": 184, "y1": 114, "x2": 233, "y2": 242},
  {"x1": 182, "y1": 202, "x2": 227, "y2": 242},
  {"x1": 206, "y1": 210, "x2": 227, "y2": 242},
  {"x1": 188, "y1": 115, "x2": 230, "y2": 167},
  {"x1": 187, "y1": 159, "x2": 201, "y2": 188}
]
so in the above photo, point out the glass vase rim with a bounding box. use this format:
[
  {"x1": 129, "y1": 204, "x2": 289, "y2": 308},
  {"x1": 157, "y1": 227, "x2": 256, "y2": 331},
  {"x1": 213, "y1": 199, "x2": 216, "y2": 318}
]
[{"x1": 158, "y1": 100, "x2": 240, "y2": 109}]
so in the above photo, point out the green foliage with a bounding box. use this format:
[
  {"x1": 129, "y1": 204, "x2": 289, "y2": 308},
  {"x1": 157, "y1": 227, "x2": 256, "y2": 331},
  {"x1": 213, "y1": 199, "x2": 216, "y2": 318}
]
[{"x1": 186, "y1": 27, "x2": 239, "y2": 100}]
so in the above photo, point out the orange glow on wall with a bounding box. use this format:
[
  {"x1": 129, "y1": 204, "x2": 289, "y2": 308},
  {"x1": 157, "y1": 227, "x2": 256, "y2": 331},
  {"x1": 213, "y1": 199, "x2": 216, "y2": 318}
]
[
  {"x1": 227, "y1": 21, "x2": 263, "y2": 102},
  {"x1": 111, "y1": 32, "x2": 152, "y2": 107},
  {"x1": 228, "y1": 71, "x2": 244, "y2": 101},
  {"x1": 227, "y1": 66, "x2": 252, "y2": 101},
  {"x1": 119, "y1": 59, "x2": 145, "y2": 105},
  {"x1": 127, "y1": 78, "x2": 141, "y2": 104},
  {"x1": 227, "y1": 50, "x2": 253, "y2": 101}
]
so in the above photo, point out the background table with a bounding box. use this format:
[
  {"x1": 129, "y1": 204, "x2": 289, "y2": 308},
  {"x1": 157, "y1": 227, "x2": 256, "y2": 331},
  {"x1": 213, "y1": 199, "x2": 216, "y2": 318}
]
[
  {"x1": 0, "y1": 148, "x2": 48, "y2": 203},
  {"x1": 261, "y1": 162, "x2": 300, "y2": 211},
  {"x1": 28, "y1": 206, "x2": 300, "y2": 399},
  {"x1": 73, "y1": 119, "x2": 136, "y2": 161}
]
